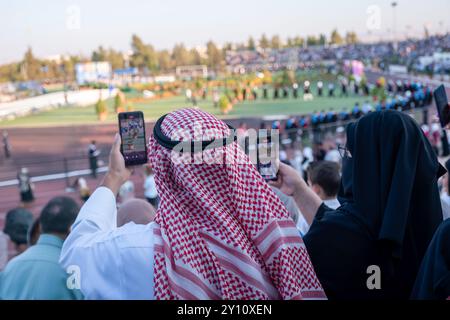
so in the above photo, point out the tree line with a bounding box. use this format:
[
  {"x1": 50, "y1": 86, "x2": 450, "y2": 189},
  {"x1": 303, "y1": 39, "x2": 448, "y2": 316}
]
[{"x1": 0, "y1": 29, "x2": 358, "y2": 83}]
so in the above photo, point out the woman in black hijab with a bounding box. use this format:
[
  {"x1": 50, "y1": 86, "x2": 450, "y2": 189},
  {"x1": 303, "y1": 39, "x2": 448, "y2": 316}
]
[
  {"x1": 273, "y1": 110, "x2": 445, "y2": 299},
  {"x1": 411, "y1": 219, "x2": 450, "y2": 299}
]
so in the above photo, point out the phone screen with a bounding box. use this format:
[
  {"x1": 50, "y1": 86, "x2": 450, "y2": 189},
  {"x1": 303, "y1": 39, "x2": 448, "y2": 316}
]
[
  {"x1": 434, "y1": 85, "x2": 450, "y2": 127},
  {"x1": 257, "y1": 131, "x2": 279, "y2": 181},
  {"x1": 118, "y1": 112, "x2": 148, "y2": 166}
]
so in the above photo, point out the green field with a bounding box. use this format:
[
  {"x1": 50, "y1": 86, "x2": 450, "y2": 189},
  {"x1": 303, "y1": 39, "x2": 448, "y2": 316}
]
[{"x1": 0, "y1": 94, "x2": 366, "y2": 128}]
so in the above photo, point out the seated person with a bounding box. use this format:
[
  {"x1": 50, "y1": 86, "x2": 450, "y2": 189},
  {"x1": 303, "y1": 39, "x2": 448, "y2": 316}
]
[
  {"x1": 3, "y1": 208, "x2": 33, "y2": 257},
  {"x1": 0, "y1": 197, "x2": 83, "y2": 300}
]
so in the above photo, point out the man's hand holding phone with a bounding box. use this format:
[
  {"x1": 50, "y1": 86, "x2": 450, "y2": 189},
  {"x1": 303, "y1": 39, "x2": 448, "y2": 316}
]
[{"x1": 101, "y1": 133, "x2": 132, "y2": 195}]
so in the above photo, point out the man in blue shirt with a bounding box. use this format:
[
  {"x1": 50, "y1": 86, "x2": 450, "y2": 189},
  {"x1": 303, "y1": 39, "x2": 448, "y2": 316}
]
[{"x1": 0, "y1": 197, "x2": 83, "y2": 300}]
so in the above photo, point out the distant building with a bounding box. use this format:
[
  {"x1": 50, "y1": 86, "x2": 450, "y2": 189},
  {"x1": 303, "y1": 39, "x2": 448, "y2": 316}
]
[
  {"x1": 175, "y1": 65, "x2": 208, "y2": 80},
  {"x1": 75, "y1": 62, "x2": 112, "y2": 85}
]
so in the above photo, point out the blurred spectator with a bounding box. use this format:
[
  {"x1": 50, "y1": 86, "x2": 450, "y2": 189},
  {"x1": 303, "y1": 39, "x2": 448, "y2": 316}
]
[
  {"x1": 307, "y1": 161, "x2": 341, "y2": 209},
  {"x1": 143, "y1": 165, "x2": 158, "y2": 208},
  {"x1": 73, "y1": 177, "x2": 91, "y2": 202},
  {"x1": 2, "y1": 130, "x2": 11, "y2": 159},
  {"x1": 118, "y1": 180, "x2": 135, "y2": 204},
  {"x1": 0, "y1": 197, "x2": 83, "y2": 299},
  {"x1": 3, "y1": 208, "x2": 33, "y2": 256},
  {"x1": 117, "y1": 199, "x2": 156, "y2": 227},
  {"x1": 17, "y1": 168, "x2": 34, "y2": 204},
  {"x1": 283, "y1": 147, "x2": 303, "y2": 174},
  {"x1": 27, "y1": 218, "x2": 41, "y2": 246},
  {"x1": 88, "y1": 140, "x2": 100, "y2": 178},
  {"x1": 0, "y1": 230, "x2": 8, "y2": 271}
]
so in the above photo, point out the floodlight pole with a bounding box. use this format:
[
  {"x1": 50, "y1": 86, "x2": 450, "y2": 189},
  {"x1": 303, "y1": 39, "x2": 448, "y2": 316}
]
[{"x1": 392, "y1": 2, "x2": 398, "y2": 51}]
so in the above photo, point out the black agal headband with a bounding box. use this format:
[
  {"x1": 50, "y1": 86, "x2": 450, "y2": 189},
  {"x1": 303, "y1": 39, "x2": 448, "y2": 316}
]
[{"x1": 153, "y1": 114, "x2": 237, "y2": 153}]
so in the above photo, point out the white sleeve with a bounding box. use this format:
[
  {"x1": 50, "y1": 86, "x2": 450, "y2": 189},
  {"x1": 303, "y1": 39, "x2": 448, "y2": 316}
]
[{"x1": 60, "y1": 187, "x2": 124, "y2": 299}]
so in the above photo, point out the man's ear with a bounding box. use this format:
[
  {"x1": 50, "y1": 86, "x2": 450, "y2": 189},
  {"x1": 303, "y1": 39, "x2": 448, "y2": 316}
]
[{"x1": 310, "y1": 184, "x2": 321, "y2": 196}]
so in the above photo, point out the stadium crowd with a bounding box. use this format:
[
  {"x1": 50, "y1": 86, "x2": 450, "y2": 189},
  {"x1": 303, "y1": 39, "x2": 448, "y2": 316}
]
[
  {"x1": 1, "y1": 78, "x2": 450, "y2": 300},
  {"x1": 226, "y1": 33, "x2": 450, "y2": 74}
]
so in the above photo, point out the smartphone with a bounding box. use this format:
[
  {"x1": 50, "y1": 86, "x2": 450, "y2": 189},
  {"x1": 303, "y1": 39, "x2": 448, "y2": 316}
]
[
  {"x1": 434, "y1": 85, "x2": 450, "y2": 127},
  {"x1": 118, "y1": 111, "x2": 148, "y2": 166},
  {"x1": 257, "y1": 130, "x2": 279, "y2": 181}
]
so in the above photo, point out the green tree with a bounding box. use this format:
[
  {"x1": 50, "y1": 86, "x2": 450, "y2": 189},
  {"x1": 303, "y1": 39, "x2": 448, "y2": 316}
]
[
  {"x1": 345, "y1": 31, "x2": 359, "y2": 44},
  {"x1": 276, "y1": 70, "x2": 295, "y2": 87},
  {"x1": 270, "y1": 35, "x2": 282, "y2": 50},
  {"x1": 218, "y1": 95, "x2": 231, "y2": 114},
  {"x1": 293, "y1": 36, "x2": 305, "y2": 47},
  {"x1": 259, "y1": 34, "x2": 270, "y2": 50},
  {"x1": 172, "y1": 43, "x2": 190, "y2": 66},
  {"x1": 107, "y1": 49, "x2": 125, "y2": 70},
  {"x1": 92, "y1": 46, "x2": 107, "y2": 62},
  {"x1": 306, "y1": 36, "x2": 319, "y2": 46},
  {"x1": 206, "y1": 40, "x2": 223, "y2": 70},
  {"x1": 130, "y1": 34, "x2": 158, "y2": 72},
  {"x1": 95, "y1": 99, "x2": 108, "y2": 119},
  {"x1": 330, "y1": 29, "x2": 344, "y2": 45},
  {"x1": 158, "y1": 50, "x2": 173, "y2": 71},
  {"x1": 247, "y1": 37, "x2": 256, "y2": 50},
  {"x1": 114, "y1": 91, "x2": 126, "y2": 113},
  {"x1": 319, "y1": 34, "x2": 327, "y2": 46},
  {"x1": 189, "y1": 48, "x2": 203, "y2": 65},
  {"x1": 22, "y1": 47, "x2": 41, "y2": 80},
  {"x1": 286, "y1": 38, "x2": 295, "y2": 48}
]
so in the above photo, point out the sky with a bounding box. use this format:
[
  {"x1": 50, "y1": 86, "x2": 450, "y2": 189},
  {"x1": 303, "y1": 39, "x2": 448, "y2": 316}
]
[{"x1": 0, "y1": 0, "x2": 449, "y2": 64}]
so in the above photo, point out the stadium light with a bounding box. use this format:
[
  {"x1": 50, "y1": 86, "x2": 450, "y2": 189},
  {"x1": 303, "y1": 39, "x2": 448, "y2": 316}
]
[{"x1": 392, "y1": 2, "x2": 398, "y2": 51}]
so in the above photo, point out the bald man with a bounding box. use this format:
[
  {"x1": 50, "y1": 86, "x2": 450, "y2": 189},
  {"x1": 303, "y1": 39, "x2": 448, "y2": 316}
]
[{"x1": 117, "y1": 199, "x2": 156, "y2": 227}]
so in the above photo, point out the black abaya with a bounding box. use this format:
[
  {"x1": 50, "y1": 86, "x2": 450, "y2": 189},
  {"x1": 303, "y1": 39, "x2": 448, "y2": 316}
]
[{"x1": 303, "y1": 110, "x2": 445, "y2": 299}]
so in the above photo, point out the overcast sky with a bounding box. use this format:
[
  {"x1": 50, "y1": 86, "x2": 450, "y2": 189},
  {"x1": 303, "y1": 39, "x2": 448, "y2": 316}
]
[{"x1": 1, "y1": 0, "x2": 449, "y2": 64}]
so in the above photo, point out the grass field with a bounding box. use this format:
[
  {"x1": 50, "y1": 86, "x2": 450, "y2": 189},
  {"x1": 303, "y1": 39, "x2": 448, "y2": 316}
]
[{"x1": 0, "y1": 92, "x2": 366, "y2": 128}]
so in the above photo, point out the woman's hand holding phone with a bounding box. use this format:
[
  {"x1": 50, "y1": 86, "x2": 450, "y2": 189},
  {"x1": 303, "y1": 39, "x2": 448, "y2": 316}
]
[
  {"x1": 269, "y1": 162, "x2": 322, "y2": 225},
  {"x1": 101, "y1": 134, "x2": 132, "y2": 195}
]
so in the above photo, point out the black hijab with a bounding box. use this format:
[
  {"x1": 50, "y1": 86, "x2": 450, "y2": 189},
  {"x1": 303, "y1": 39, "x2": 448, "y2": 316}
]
[
  {"x1": 306, "y1": 110, "x2": 445, "y2": 299},
  {"x1": 340, "y1": 111, "x2": 444, "y2": 261}
]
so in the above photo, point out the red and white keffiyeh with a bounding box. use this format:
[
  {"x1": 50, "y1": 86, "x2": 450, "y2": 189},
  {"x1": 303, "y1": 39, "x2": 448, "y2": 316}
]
[{"x1": 148, "y1": 108, "x2": 326, "y2": 300}]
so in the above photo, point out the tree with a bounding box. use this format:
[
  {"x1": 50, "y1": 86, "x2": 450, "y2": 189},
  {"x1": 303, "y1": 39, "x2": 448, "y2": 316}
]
[
  {"x1": 345, "y1": 31, "x2": 359, "y2": 44},
  {"x1": 158, "y1": 50, "x2": 173, "y2": 71},
  {"x1": 172, "y1": 43, "x2": 190, "y2": 67},
  {"x1": 114, "y1": 91, "x2": 126, "y2": 113},
  {"x1": 276, "y1": 70, "x2": 295, "y2": 87},
  {"x1": 223, "y1": 42, "x2": 234, "y2": 51},
  {"x1": 319, "y1": 34, "x2": 327, "y2": 46},
  {"x1": 293, "y1": 36, "x2": 305, "y2": 47},
  {"x1": 286, "y1": 38, "x2": 295, "y2": 48},
  {"x1": 218, "y1": 95, "x2": 232, "y2": 114},
  {"x1": 22, "y1": 47, "x2": 41, "y2": 80},
  {"x1": 107, "y1": 49, "x2": 125, "y2": 70},
  {"x1": 247, "y1": 37, "x2": 256, "y2": 50},
  {"x1": 189, "y1": 48, "x2": 203, "y2": 65},
  {"x1": 95, "y1": 99, "x2": 108, "y2": 120},
  {"x1": 92, "y1": 46, "x2": 107, "y2": 62},
  {"x1": 306, "y1": 36, "x2": 319, "y2": 46},
  {"x1": 206, "y1": 40, "x2": 223, "y2": 70},
  {"x1": 259, "y1": 34, "x2": 270, "y2": 50},
  {"x1": 270, "y1": 35, "x2": 283, "y2": 50},
  {"x1": 330, "y1": 29, "x2": 344, "y2": 45},
  {"x1": 130, "y1": 34, "x2": 158, "y2": 73}
]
